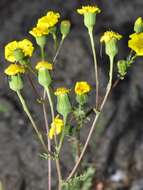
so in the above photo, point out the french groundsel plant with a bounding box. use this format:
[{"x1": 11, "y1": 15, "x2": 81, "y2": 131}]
[{"x1": 3, "y1": 5, "x2": 143, "y2": 190}]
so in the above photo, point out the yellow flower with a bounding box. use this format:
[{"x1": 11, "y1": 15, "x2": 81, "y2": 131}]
[
  {"x1": 128, "y1": 32, "x2": 143, "y2": 56},
  {"x1": 55, "y1": 87, "x2": 70, "y2": 96},
  {"x1": 35, "y1": 61, "x2": 53, "y2": 70},
  {"x1": 29, "y1": 26, "x2": 49, "y2": 37},
  {"x1": 77, "y1": 5, "x2": 101, "y2": 15},
  {"x1": 5, "y1": 39, "x2": 34, "y2": 62},
  {"x1": 4, "y1": 64, "x2": 25, "y2": 76},
  {"x1": 75, "y1": 81, "x2": 91, "y2": 95},
  {"x1": 49, "y1": 116, "x2": 64, "y2": 139},
  {"x1": 37, "y1": 11, "x2": 60, "y2": 29},
  {"x1": 100, "y1": 31, "x2": 122, "y2": 43}
]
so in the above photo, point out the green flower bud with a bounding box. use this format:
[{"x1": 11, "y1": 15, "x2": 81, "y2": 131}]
[
  {"x1": 76, "y1": 94, "x2": 88, "y2": 105},
  {"x1": 38, "y1": 69, "x2": 52, "y2": 87},
  {"x1": 9, "y1": 74, "x2": 24, "y2": 91},
  {"x1": 14, "y1": 49, "x2": 25, "y2": 62},
  {"x1": 56, "y1": 94, "x2": 72, "y2": 118},
  {"x1": 134, "y1": 17, "x2": 143, "y2": 33},
  {"x1": 84, "y1": 13, "x2": 96, "y2": 30},
  {"x1": 117, "y1": 60, "x2": 127, "y2": 80},
  {"x1": 36, "y1": 36, "x2": 46, "y2": 48},
  {"x1": 105, "y1": 38, "x2": 118, "y2": 58},
  {"x1": 60, "y1": 20, "x2": 71, "y2": 39}
]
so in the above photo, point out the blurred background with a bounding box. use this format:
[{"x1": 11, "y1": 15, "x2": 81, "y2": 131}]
[{"x1": 0, "y1": 0, "x2": 143, "y2": 189}]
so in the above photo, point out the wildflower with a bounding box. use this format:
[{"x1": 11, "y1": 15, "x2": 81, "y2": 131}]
[
  {"x1": 100, "y1": 31, "x2": 122, "y2": 58},
  {"x1": 75, "y1": 81, "x2": 91, "y2": 95},
  {"x1": 35, "y1": 61, "x2": 53, "y2": 70},
  {"x1": 37, "y1": 11, "x2": 60, "y2": 29},
  {"x1": 36, "y1": 61, "x2": 52, "y2": 87},
  {"x1": 4, "y1": 64, "x2": 25, "y2": 76},
  {"x1": 77, "y1": 5, "x2": 101, "y2": 30},
  {"x1": 60, "y1": 20, "x2": 71, "y2": 39},
  {"x1": 5, "y1": 39, "x2": 34, "y2": 62},
  {"x1": 77, "y1": 5, "x2": 101, "y2": 15},
  {"x1": 128, "y1": 32, "x2": 143, "y2": 56},
  {"x1": 29, "y1": 26, "x2": 49, "y2": 38},
  {"x1": 75, "y1": 81, "x2": 91, "y2": 105},
  {"x1": 55, "y1": 87, "x2": 71, "y2": 118},
  {"x1": 100, "y1": 31, "x2": 122, "y2": 43},
  {"x1": 4, "y1": 64, "x2": 25, "y2": 91},
  {"x1": 134, "y1": 17, "x2": 143, "y2": 33},
  {"x1": 49, "y1": 116, "x2": 64, "y2": 139},
  {"x1": 55, "y1": 87, "x2": 70, "y2": 96}
]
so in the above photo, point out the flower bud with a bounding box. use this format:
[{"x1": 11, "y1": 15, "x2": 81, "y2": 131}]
[
  {"x1": 60, "y1": 20, "x2": 71, "y2": 39},
  {"x1": 100, "y1": 31, "x2": 122, "y2": 59},
  {"x1": 134, "y1": 17, "x2": 143, "y2": 33},
  {"x1": 55, "y1": 88, "x2": 71, "y2": 118},
  {"x1": 117, "y1": 60, "x2": 127, "y2": 80},
  {"x1": 76, "y1": 94, "x2": 88, "y2": 105},
  {"x1": 105, "y1": 38, "x2": 118, "y2": 58},
  {"x1": 14, "y1": 49, "x2": 25, "y2": 62},
  {"x1": 36, "y1": 36, "x2": 46, "y2": 48},
  {"x1": 56, "y1": 94, "x2": 72, "y2": 118},
  {"x1": 38, "y1": 69, "x2": 52, "y2": 87},
  {"x1": 9, "y1": 74, "x2": 24, "y2": 91},
  {"x1": 84, "y1": 13, "x2": 96, "y2": 30},
  {"x1": 35, "y1": 61, "x2": 53, "y2": 88}
]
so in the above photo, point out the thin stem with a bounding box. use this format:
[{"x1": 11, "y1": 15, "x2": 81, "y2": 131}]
[
  {"x1": 88, "y1": 27, "x2": 99, "y2": 109},
  {"x1": 66, "y1": 55, "x2": 114, "y2": 181},
  {"x1": 41, "y1": 46, "x2": 45, "y2": 61},
  {"x1": 16, "y1": 90, "x2": 48, "y2": 153},
  {"x1": 100, "y1": 56, "x2": 114, "y2": 110},
  {"x1": 45, "y1": 87, "x2": 55, "y2": 121},
  {"x1": 53, "y1": 38, "x2": 64, "y2": 64},
  {"x1": 42, "y1": 90, "x2": 52, "y2": 190},
  {"x1": 45, "y1": 87, "x2": 62, "y2": 189}
]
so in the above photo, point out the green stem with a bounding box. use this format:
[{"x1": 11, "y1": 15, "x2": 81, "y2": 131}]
[
  {"x1": 45, "y1": 87, "x2": 55, "y2": 122},
  {"x1": 16, "y1": 90, "x2": 48, "y2": 153},
  {"x1": 66, "y1": 56, "x2": 114, "y2": 181},
  {"x1": 42, "y1": 90, "x2": 52, "y2": 190},
  {"x1": 53, "y1": 38, "x2": 64, "y2": 64},
  {"x1": 100, "y1": 55, "x2": 114, "y2": 110},
  {"x1": 88, "y1": 27, "x2": 99, "y2": 109},
  {"x1": 45, "y1": 87, "x2": 62, "y2": 189},
  {"x1": 40, "y1": 46, "x2": 45, "y2": 61}
]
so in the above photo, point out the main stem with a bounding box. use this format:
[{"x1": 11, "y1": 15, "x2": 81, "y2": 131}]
[
  {"x1": 66, "y1": 55, "x2": 114, "y2": 181},
  {"x1": 16, "y1": 90, "x2": 48, "y2": 153},
  {"x1": 42, "y1": 90, "x2": 52, "y2": 190},
  {"x1": 88, "y1": 27, "x2": 99, "y2": 109},
  {"x1": 45, "y1": 87, "x2": 62, "y2": 190}
]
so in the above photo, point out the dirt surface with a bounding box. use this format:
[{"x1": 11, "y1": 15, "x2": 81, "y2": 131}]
[{"x1": 0, "y1": 0, "x2": 143, "y2": 190}]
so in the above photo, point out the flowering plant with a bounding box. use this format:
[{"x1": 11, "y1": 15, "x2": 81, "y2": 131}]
[{"x1": 3, "y1": 5, "x2": 143, "y2": 190}]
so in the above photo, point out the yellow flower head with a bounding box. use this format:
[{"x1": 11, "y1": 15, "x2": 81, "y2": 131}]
[
  {"x1": 29, "y1": 26, "x2": 49, "y2": 38},
  {"x1": 4, "y1": 64, "x2": 25, "y2": 76},
  {"x1": 5, "y1": 39, "x2": 34, "y2": 62},
  {"x1": 35, "y1": 61, "x2": 53, "y2": 70},
  {"x1": 100, "y1": 31, "x2": 122, "y2": 43},
  {"x1": 75, "y1": 81, "x2": 91, "y2": 95},
  {"x1": 49, "y1": 116, "x2": 64, "y2": 139},
  {"x1": 37, "y1": 11, "x2": 60, "y2": 29},
  {"x1": 128, "y1": 32, "x2": 143, "y2": 56},
  {"x1": 55, "y1": 87, "x2": 70, "y2": 96},
  {"x1": 77, "y1": 5, "x2": 101, "y2": 15}
]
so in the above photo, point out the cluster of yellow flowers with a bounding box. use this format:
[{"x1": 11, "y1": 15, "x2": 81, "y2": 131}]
[
  {"x1": 5, "y1": 39, "x2": 34, "y2": 63},
  {"x1": 29, "y1": 11, "x2": 60, "y2": 38},
  {"x1": 4, "y1": 5, "x2": 143, "y2": 140}
]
